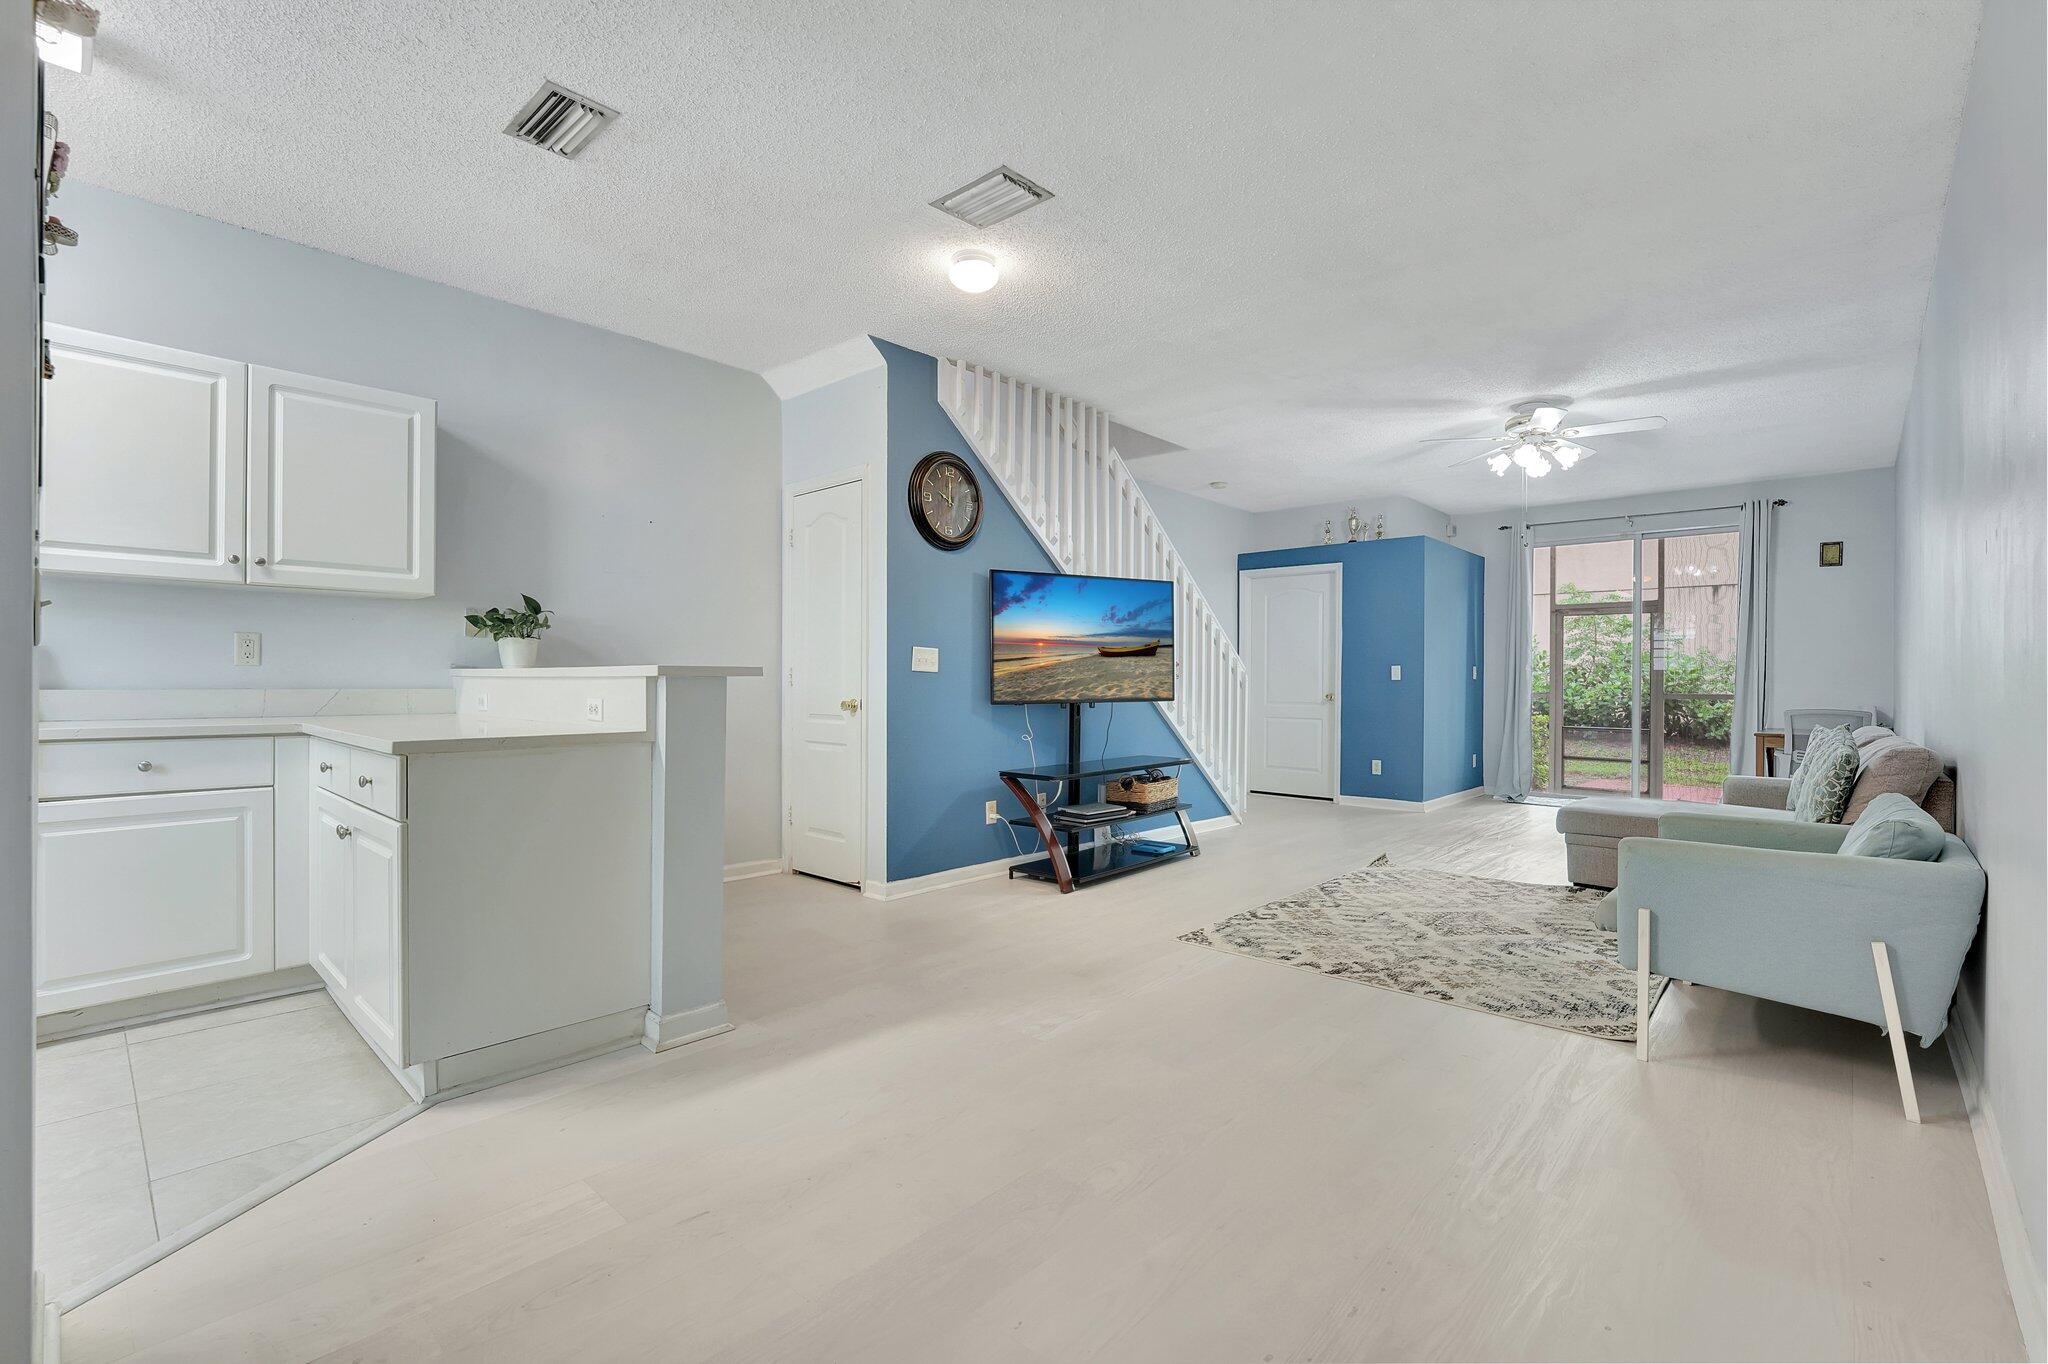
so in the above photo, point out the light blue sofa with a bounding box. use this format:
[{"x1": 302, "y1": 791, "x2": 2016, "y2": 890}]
[{"x1": 1615, "y1": 808, "x2": 1984, "y2": 1120}]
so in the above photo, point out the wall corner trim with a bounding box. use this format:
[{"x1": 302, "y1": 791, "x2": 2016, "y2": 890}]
[
  {"x1": 763, "y1": 335, "x2": 885, "y2": 398},
  {"x1": 1947, "y1": 978, "x2": 2046, "y2": 1361},
  {"x1": 642, "y1": 1002, "x2": 734, "y2": 1052},
  {"x1": 1334, "y1": 788, "x2": 1489, "y2": 813}
]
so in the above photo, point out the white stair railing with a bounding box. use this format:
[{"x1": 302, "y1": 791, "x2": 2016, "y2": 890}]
[{"x1": 939, "y1": 359, "x2": 1248, "y2": 815}]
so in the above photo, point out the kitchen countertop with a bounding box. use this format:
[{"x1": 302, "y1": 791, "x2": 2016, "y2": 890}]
[{"x1": 36, "y1": 713, "x2": 653, "y2": 755}]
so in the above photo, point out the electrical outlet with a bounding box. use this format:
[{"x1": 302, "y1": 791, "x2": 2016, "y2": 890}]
[
  {"x1": 474, "y1": 691, "x2": 488, "y2": 713},
  {"x1": 233, "y1": 631, "x2": 261, "y2": 666},
  {"x1": 1389, "y1": 664, "x2": 1402, "y2": 681},
  {"x1": 1371, "y1": 758, "x2": 1383, "y2": 775},
  {"x1": 984, "y1": 800, "x2": 1000, "y2": 825},
  {"x1": 584, "y1": 697, "x2": 604, "y2": 722},
  {"x1": 462, "y1": 611, "x2": 484, "y2": 638},
  {"x1": 1472, "y1": 753, "x2": 1479, "y2": 768}
]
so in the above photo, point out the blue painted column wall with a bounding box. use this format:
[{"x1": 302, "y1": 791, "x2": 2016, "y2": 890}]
[
  {"x1": 877, "y1": 340, "x2": 1226, "y2": 883},
  {"x1": 1238, "y1": 537, "x2": 1484, "y2": 803}
]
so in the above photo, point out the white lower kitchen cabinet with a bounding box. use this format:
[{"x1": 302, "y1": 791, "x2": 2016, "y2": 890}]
[
  {"x1": 307, "y1": 740, "x2": 653, "y2": 1099},
  {"x1": 310, "y1": 790, "x2": 405, "y2": 1066},
  {"x1": 35, "y1": 787, "x2": 275, "y2": 1013}
]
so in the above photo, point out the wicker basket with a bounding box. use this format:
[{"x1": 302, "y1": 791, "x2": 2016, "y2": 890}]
[{"x1": 1105, "y1": 771, "x2": 1178, "y2": 812}]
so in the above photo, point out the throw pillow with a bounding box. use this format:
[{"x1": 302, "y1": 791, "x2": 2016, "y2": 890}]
[
  {"x1": 1788, "y1": 725, "x2": 1851, "y2": 811},
  {"x1": 1792, "y1": 731, "x2": 1860, "y2": 824},
  {"x1": 1838, "y1": 792, "x2": 1946, "y2": 860},
  {"x1": 1842, "y1": 736, "x2": 1944, "y2": 824},
  {"x1": 1589, "y1": 888, "x2": 1619, "y2": 932}
]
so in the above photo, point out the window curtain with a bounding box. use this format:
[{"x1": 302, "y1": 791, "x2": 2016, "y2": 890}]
[
  {"x1": 1493, "y1": 523, "x2": 1534, "y2": 799},
  {"x1": 1730, "y1": 498, "x2": 1774, "y2": 775}
]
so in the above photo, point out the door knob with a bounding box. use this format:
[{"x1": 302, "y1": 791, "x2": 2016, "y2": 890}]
[
  {"x1": 335, "y1": 825, "x2": 353, "y2": 839},
  {"x1": 840, "y1": 698, "x2": 860, "y2": 713},
  {"x1": 135, "y1": 760, "x2": 153, "y2": 772},
  {"x1": 1324, "y1": 692, "x2": 1336, "y2": 702}
]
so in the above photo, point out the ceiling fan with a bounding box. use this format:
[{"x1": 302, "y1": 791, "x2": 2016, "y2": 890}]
[{"x1": 1425, "y1": 399, "x2": 1668, "y2": 478}]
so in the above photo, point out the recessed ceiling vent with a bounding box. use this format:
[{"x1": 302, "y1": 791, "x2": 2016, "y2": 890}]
[
  {"x1": 931, "y1": 166, "x2": 1054, "y2": 228},
  {"x1": 504, "y1": 81, "x2": 621, "y2": 159}
]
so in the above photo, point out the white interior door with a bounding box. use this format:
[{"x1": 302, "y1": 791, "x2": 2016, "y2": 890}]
[
  {"x1": 786, "y1": 478, "x2": 866, "y2": 885},
  {"x1": 39, "y1": 325, "x2": 248, "y2": 585},
  {"x1": 1244, "y1": 565, "x2": 1341, "y2": 798}
]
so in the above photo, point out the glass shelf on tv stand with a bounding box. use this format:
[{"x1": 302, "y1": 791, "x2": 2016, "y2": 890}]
[{"x1": 996, "y1": 755, "x2": 1199, "y2": 894}]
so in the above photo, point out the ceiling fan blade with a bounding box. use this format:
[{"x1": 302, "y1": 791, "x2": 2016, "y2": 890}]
[
  {"x1": 1447, "y1": 447, "x2": 1508, "y2": 468},
  {"x1": 1527, "y1": 405, "x2": 1568, "y2": 433},
  {"x1": 1558, "y1": 416, "x2": 1668, "y2": 438},
  {"x1": 1418, "y1": 434, "x2": 1514, "y2": 445}
]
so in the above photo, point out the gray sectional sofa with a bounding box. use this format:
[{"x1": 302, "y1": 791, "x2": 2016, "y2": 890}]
[{"x1": 1555, "y1": 726, "x2": 1956, "y2": 889}]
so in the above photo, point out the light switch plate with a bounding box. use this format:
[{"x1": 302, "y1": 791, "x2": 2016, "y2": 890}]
[
  {"x1": 1389, "y1": 664, "x2": 1402, "y2": 681},
  {"x1": 1371, "y1": 759, "x2": 1383, "y2": 775},
  {"x1": 1472, "y1": 665, "x2": 1479, "y2": 680},
  {"x1": 233, "y1": 632, "x2": 261, "y2": 666},
  {"x1": 911, "y1": 646, "x2": 939, "y2": 673}
]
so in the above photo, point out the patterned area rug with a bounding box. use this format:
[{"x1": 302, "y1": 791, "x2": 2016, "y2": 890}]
[{"x1": 1178, "y1": 855, "x2": 1668, "y2": 1042}]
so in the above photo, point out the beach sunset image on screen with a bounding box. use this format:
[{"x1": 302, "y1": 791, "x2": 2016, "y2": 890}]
[{"x1": 990, "y1": 570, "x2": 1176, "y2": 704}]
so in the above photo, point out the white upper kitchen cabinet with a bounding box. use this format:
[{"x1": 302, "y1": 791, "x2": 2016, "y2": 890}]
[
  {"x1": 38, "y1": 328, "x2": 436, "y2": 597},
  {"x1": 248, "y1": 366, "x2": 436, "y2": 597},
  {"x1": 40, "y1": 326, "x2": 248, "y2": 585}
]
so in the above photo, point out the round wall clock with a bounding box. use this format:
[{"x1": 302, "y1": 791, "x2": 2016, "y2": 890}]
[{"x1": 908, "y1": 450, "x2": 982, "y2": 550}]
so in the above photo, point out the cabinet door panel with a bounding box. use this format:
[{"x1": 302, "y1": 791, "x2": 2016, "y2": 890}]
[
  {"x1": 40, "y1": 327, "x2": 247, "y2": 584},
  {"x1": 35, "y1": 789, "x2": 274, "y2": 1014},
  {"x1": 247, "y1": 366, "x2": 435, "y2": 597},
  {"x1": 310, "y1": 791, "x2": 353, "y2": 992},
  {"x1": 346, "y1": 811, "x2": 405, "y2": 1062}
]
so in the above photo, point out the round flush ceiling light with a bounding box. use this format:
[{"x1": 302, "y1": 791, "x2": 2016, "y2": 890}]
[{"x1": 948, "y1": 249, "x2": 1000, "y2": 294}]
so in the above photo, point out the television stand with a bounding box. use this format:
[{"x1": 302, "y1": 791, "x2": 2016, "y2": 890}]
[{"x1": 998, "y1": 705, "x2": 1198, "y2": 892}]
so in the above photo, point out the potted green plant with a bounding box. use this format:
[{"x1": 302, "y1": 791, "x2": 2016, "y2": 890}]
[{"x1": 465, "y1": 595, "x2": 552, "y2": 668}]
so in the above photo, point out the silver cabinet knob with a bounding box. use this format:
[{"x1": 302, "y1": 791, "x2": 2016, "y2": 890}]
[
  {"x1": 227, "y1": 554, "x2": 240, "y2": 565},
  {"x1": 357, "y1": 774, "x2": 372, "y2": 787},
  {"x1": 254, "y1": 557, "x2": 267, "y2": 566},
  {"x1": 135, "y1": 760, "x2": 153, "y2": 772},
  {"x1": 335, "y1": 825, "x2": 353, "y2": 839},
  {"x1": 318, "y1": 761, "x2": 333, "y2": 773}
]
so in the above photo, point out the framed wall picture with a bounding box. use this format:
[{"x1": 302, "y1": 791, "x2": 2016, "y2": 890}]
[{"x1": 1819, "y1": 540, "x2": 1844, "y2": 567}]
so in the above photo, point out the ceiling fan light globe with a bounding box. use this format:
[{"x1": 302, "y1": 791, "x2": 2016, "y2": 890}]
[{"x1": 1487, "y1": 453, "x2": 1512, "y2": 476}]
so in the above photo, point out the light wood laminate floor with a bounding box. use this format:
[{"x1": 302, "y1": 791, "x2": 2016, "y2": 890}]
[{"x1": 61, "y1": 797, "x2": 2025, "y2": 1361}]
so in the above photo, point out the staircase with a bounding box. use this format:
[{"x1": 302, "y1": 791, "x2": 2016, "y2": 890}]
[{"x1": 938, "y1": 359, "x2": 1248, "y2": 815}]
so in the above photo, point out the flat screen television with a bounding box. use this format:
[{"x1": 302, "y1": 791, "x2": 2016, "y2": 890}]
[{"x1": 990, "y1": 569, "x2": 1175, "y2": 705}]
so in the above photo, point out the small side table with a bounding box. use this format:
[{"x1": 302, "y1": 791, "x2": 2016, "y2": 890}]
[{"x1": 1753, "y1": 730, "x2": 1787, "y2": 778}]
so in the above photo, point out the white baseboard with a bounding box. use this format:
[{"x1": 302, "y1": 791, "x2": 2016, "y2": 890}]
[
  {"x1": 1947, "y1": 979, "x2": 2045, "y2": 1361},
  {"x1": 722, "y1": 859, "x2": 783, "y2": 883},
  {"x1": 1336, "y1": 786, "x2": 1488, "y2": 813},
  {"x1": 865, "y1": 814, "x2": 1237, "y2": 902},
  {"x1": 643, "y1": 1001, "x2": 734, "y2": 1052}
]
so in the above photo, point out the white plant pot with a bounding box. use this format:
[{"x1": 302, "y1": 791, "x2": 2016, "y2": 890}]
[{"x1": 496, "y1": 637, "x2": 540, "y2": 669}]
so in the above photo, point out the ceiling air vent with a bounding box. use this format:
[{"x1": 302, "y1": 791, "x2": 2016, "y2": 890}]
[
  {"x1": 931, "y1": 166, "x2": 1054, "y2": 228},
  {"x1": 503, "y1": 81, "x2": 621, "y2": 159}
]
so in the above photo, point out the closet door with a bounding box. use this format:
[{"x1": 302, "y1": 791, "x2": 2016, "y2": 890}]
[
  {"x1": 247, "y1": 366, "x2": 436, "y2": 597},
  {"x1": 40, "y1": 326, "x2": 248, "y2": 585}
]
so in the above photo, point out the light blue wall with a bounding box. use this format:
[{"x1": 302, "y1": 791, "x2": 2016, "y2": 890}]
[
  {"x1": 877, "y1": 340, "x2": 1225, "y2": 883},
  {"x1": 1895, "y1": 0, "x2": 2046, "y2": 1287},
  {"x1": 1237, "y1": 537, "x2": 1484, "y2": 803}
]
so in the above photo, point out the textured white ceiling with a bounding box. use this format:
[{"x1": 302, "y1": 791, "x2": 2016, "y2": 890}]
[{"x1": 54, "y1": 0, "x2": 1979, "y2": 513}]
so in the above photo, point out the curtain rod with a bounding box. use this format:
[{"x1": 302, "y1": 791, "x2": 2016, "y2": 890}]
[{"x1": 1496, "y1": 498, "x2": 1787, "y2": 533}]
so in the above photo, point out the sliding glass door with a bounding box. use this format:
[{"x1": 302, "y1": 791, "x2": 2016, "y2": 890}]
[{"x1": 1529, "y1": 523, "x2": 1740, "y2": 801}]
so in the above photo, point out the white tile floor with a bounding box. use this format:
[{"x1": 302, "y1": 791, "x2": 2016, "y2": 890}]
[{"x1": 34, "y1": 991, "x2": 411, "y2": 1298}]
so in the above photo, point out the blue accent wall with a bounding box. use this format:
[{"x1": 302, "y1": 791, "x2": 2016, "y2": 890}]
[
  {"x1": 877, "y1": 340, "x2": 1226, "y2": 882},
  {"x1": 1238, "y1": 537, "x2": 1484, "y2": 803}
]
